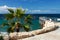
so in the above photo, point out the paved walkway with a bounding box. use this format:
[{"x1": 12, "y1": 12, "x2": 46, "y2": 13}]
[{"x1": 21, "y1": 27, "x2": 60, "y2": 40}]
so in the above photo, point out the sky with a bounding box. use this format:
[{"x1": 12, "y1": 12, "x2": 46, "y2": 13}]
[{"x1": 0, "y1": 0, "x2": 60, "y2": 14}]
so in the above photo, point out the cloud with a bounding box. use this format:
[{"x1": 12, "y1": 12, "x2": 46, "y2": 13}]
[
  {"x1": 0, "y1": 5, "x2": 60, "y2": 14},
  {"x1": 0, "y1": 5, "x2": 28, "y2": 14},
  {"x1": 26, "y1": 9, "x2": 60, "y2": 14},
  {"x1": 26, "y1": 9, "x2": 51, "y2": 13},
  {"x1": 27, "y1": 10, "x2": 41, "y2": 13},
  {"x1": 0, "y1": 5, "x2": 16, "y2": 14}
]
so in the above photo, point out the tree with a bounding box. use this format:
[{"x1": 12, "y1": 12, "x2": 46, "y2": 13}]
[{"x1": 1, "y1": 8, "x2": 33, "y2": 40}]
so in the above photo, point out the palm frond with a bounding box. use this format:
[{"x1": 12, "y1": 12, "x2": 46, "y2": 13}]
[
  {"x1": 5, "y1": 14, "x2": 14, "y2": 20},
  {"x1": 2, "y1": 22, "x2": 9, "y2": 27},
  {"x1": 25, "y1": 15, "x2": 33, "y2": 25},
  {"x1": 15, "y1": 8, "x2": 25, "y2": 18},
  {"x1": 7, "y1": 27, "x2": 15, "y2": 33},
  {"x1": 8, "y1": 9, "x2": 14, "y2": 13},
  {"x1": 23, "y1": 24, "x2": 30, "y2": 32}
]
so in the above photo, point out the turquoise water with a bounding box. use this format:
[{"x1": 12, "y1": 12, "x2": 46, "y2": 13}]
[
  {"x1": 0, "y1": 16, "x2": 41, "y2": 32},
  {"x1": 0, "y1": 14, "x2": 59, "y2": 32}
]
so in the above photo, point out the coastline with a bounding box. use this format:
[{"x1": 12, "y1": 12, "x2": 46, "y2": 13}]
[{"x1": 1, "y1": 17, "x2": 60, "y2": 40}]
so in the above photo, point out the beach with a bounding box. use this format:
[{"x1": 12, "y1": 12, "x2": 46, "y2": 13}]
[{"x1": 1, "y1": 17, "x2": 60, "y2": 40}]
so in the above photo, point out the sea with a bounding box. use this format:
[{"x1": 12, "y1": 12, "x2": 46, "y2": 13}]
[{"x1": 0, "y1": 14, "x2": 60, "y2": 32}]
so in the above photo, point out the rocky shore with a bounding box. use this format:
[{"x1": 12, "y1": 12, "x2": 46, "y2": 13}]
[{"x1": 1, "y1": 17, "x2": 60, "y2": 40}]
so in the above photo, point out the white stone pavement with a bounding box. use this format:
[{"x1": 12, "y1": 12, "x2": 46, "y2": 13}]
[{"x1": 21, "y1": 20, "x2": 60, "y2": 40}]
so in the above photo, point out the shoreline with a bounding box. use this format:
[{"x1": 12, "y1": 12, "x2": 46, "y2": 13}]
[{"x1": 1, "y1": 17, "x2": 60, "y2": 40}]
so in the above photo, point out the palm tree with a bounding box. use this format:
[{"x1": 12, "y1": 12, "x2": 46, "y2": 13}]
[{"x1": 1, "y1": 8, "x2": 33, "y2": 40}]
